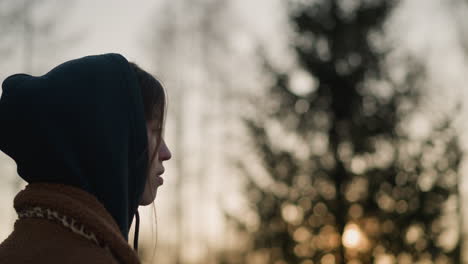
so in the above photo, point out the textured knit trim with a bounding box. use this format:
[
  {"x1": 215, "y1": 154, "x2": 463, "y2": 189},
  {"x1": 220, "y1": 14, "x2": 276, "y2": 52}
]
[
  {"x1": 14, "y1": 183, "x2": 141, "y2": 264},
  {"x1": 17, "y1": 206, "x2": 106, "y2": 248}
]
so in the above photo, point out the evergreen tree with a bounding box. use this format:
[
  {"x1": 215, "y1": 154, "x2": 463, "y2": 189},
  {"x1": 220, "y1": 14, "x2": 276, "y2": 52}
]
[{"x1": 222, "y1": 1, "x2": 463, "y2": 263}]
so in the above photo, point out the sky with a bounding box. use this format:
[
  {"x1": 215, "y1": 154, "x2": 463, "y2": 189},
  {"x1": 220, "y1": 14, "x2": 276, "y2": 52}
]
[
  {"x1": 66, "y1": 0, "x2": 156, "y2": 63},
  {"x1": 1, "y1": 0, "x2": 468, "y2": 262}
]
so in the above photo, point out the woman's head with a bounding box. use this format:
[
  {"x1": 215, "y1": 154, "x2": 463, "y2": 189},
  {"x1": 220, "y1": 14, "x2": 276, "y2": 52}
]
[
  {"x1": 0, "y1": 54, "x2": 160, "y2": 239},
  {"x1": 129, "y1": 62, "x2": 172, "y2": 206}
]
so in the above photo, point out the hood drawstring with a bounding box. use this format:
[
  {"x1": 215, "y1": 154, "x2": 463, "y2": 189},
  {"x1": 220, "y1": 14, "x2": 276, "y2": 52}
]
[{"x1": 133, "y1": 210, "x2": 140, "y2": 252}]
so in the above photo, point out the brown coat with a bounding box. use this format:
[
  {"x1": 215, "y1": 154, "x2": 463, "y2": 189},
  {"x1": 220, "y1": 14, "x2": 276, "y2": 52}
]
[{"x1": 0, "y1": 183, "x2": 141, "y2": 264}]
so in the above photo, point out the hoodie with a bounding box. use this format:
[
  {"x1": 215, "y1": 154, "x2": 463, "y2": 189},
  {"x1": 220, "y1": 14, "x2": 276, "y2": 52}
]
[{"x1": 0, "y1": 54, "x2": 148, "y2": 245}]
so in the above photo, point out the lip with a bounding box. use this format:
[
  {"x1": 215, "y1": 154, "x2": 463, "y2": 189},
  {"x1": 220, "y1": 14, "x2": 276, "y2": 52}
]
[{"x1": 155, "y1": 175, "x2": 164, "y2": 185}]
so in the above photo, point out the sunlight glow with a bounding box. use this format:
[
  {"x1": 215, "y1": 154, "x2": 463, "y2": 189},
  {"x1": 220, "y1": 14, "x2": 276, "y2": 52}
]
[{"x1": 342, "y1": 223, "x2": 367, "y2": 250}]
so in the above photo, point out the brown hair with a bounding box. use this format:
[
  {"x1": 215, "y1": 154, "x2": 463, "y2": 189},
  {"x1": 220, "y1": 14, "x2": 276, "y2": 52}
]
[
  {"x1": 129, "y1": 62, "x2": 165, "y2": 261},
  {"x1": 129, "y1": 62, "x2": 166, "y2": 166}
]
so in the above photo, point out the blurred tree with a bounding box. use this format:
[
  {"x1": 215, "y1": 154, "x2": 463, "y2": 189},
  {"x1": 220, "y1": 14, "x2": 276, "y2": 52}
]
[
  {"x1": 0, "y1": 0, "x2": 22, "y2": 61},
  {"x1": 221, "y1": 0, "x2": 463, "y2": 263},
  {"x1": 0, "y1": 0, "x2": 77, "y2": 73},
  {"x1": 145, "y1": 0, "x2": 236, "y2": 263},
  {"x1": 0, "y1": 0, "x2": 78, "y2": 239}
]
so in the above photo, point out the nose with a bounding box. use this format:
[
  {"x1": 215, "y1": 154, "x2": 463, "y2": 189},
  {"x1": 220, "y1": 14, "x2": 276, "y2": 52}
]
[{"x1": 159, "y1": 139, "x2": 172, "y2": 161}]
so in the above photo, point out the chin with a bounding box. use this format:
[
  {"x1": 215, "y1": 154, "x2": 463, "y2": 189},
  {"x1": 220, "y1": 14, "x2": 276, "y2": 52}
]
[
  {"x1": 139, "y1": 197, "x2": 153, "y2": 206},
  {"x1": 139, "y1": 199, "x2": 149, "y2": 206},
  {"x1": 139, "y1": 176, "x2": 160, "y2": 205},
  {"x1": 139, "y1": 190, "x2": 158, "y2": 206},
  {"x1": 151, "y1": 190, "x2": 158, "y2": 202}
]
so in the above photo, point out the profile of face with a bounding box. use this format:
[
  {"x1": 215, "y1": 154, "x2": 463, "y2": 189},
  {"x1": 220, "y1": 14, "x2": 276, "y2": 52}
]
[{"x1": 139, "y1": 119, "x2": 172, "y2": 206}]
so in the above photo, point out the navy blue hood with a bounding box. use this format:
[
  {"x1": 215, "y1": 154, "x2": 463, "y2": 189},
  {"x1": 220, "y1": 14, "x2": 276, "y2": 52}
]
[{"x1": 0, "y1": 53, "x2": 149, "y2": 241}]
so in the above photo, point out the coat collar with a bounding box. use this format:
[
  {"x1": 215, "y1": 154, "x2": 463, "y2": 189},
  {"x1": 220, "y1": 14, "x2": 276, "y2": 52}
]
[{"x1": 14, "y1": 183, "x2": 140, "y2": 264}]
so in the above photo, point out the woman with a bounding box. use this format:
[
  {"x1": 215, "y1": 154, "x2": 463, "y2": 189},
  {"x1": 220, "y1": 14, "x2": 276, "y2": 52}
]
[{"x1": 0, "y1": 53, "x2": 171, "y2": 263}]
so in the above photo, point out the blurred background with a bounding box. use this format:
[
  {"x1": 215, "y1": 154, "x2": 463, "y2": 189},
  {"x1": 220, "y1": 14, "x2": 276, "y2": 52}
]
[{"x1": 1, "y1": 0, "x2": 468, "y2": 263}]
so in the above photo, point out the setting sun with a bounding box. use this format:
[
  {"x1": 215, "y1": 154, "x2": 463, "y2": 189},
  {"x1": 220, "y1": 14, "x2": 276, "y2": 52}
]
[{"x1": 343, "y1": 223, "x2": 365, "y2": 249}]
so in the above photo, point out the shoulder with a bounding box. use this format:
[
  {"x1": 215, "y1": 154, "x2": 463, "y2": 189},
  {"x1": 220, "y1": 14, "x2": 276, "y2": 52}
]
[
  {"x1": 0, "y1": 218, "x2": 120, "y2": 264},
  {"x1": 50, "y1": 245, "x2": 119, "y2": 264}
]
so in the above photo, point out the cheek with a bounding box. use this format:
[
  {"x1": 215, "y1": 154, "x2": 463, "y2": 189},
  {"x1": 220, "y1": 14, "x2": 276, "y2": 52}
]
[
  {"x1": 147, "y1": 139, "x2": 159, "y2": 172},
  {"x1": 147, "y1": 131, "x2": 156, "y2": 156}
]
